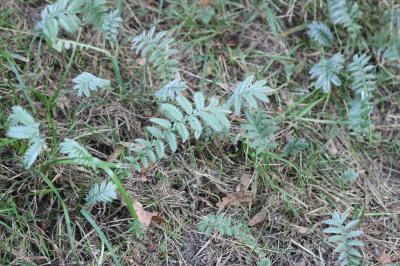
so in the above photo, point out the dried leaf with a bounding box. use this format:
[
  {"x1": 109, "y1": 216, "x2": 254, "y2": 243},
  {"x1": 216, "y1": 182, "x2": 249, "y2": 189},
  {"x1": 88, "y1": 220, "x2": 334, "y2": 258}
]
[
  {"x1": 216, "y1": 192, "x2": 253, "y2": 209},
  {"x1": 107, "y1": 147, "x2": 122, "y2": 162},
  {"x1": 134, "y1": 201, "x2": 164, "y2": 228},
  {"x1": 294, "y1": 225, "x2": 308, "y2": 234},
  {"x1": 226, "y1": 35, "x2": 239, "y2": 47},
  {"x1": 377, "y1": 253, "x2": 392, "y2": 264},
  {"x1": 147, "y1": 242, "x2": 158, "y2": 252},
  {"x1": 326, "y1": 139, "x2": 338, "y2": 155},
  {"x1": 236, "y1": 173, "x2": 252, "y2": 192},
  {"x1": 281, "y1": 88, "x2": 294, "y2": 106},
  {"x1": 198, "y1": 0, "x2": 213, "y2": 7},
  {"x1": 137, "y1": 57, "x2": 146, "y2": 67},
  {"x1": 248, "y1": 208, "x2": 267, "y2": 227},
  {"x1": 205, "y1": 65, "x2": 213, "y2": 77}
]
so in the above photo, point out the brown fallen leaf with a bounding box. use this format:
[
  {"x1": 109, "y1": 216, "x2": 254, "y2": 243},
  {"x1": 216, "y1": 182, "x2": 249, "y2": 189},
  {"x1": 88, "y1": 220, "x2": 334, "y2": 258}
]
[
  {"x1": 134, "y1": 201, "x2": 165, "y2": 228},
  {"x1": 107, "y1": 146, "x2": 122, "y2": 162},
  {"x1": 216, "y1": 192, "x2": 253, "y2": 209},
  {"x1": 294, "y1": 225, "x2": 308, "y2": 234},
  {"x1": 236, "y1": 173, "x2": 252, "y2": 192},
  {"x1": 326, "y1": 139, "x2": 338, "y2": 155},
  {"x1": 377, "y1": 253, "x2": 392, "y2": 264},
  {"x1": 204, "y1": 65, "x2": 213, "y2": 77},
  {"x1": 147, "y1": 242, "x2": 158, "y2": 252},
  {"x1": 248, "y1": 208, "x2": 267, "y2": 227},
  {"x1": 281, "y1": 88, "x2": 295, "y2": 106},
  {"x1": 137, "y1": 57, "x2": 146, "y2": 67},
  {"x1": 226, "y1": 35, "x2": 239, "y2": 47},
  {"x1": 276, "y1": 106, "x2": 284, "y2": 113},
  {"x1": 198, "y1": 0, "x2": 213, "y2": 7}
]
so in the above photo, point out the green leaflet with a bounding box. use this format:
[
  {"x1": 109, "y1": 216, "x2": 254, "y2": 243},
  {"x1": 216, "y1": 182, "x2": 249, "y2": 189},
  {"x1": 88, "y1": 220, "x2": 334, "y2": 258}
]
[
  {"x1": 307, "y1": 22, "x2": 334, "y2": 47},
  {"x1": 6, "y1": 106, "x2": 46, "y2": 168},
  {"x1": 282, "y1": 138, "x2": 308, "y2": 157},
  {"x1": 72, "y1": 72, "x2": 111, "y2": 97},
  {"x1": 59, "y1": 138, "x2": 99, "y2": 168},
  {"x1": 37, "y1": 0, "x2": 123, "y2": 48},
  {"x1": 309, "y1": 53, "x2": 344, "y2": 93},
  {"x1": 347, "y1": 54, "x2": 376, "y2": 135},
  {"x1": 23, "y1": 137, "x2": 46, "y2": 168},
  {"x1": 198, "y1": 213, "x2": 270, "y2": 265},
  {"x1": 8, "y1": 106, "x2": 35, "y2": 126},
  {"x1": 83, "y1": 0, "x2": 109, "y2": 26},
  {"x1": 36, "y1": 0, "x2": 84, "y2": 39},
  {"x1": 131, "y1": 26, "x2": 178, "y2": 82},
  {"x1": 328, "y1": 0, "x2": 361, "y2": 38},
  {"x1": 323, "y1": 210, "x2": 364, "y2": 266},
  {"x1": 86, "y1": 180, "x2": 117, "y2": 206},
  {"x1": 102, "y1": 10, "x2": 123, "y2": 43},
  {"x1": 155, "y1": 79, "x2": 187, "y2": 100},
  {"x1": 241, "y1": 111, "x2": 278, "y2": 154},
  {"x1": 226, "y1": 75, "x2": 272, "y2": 115}
]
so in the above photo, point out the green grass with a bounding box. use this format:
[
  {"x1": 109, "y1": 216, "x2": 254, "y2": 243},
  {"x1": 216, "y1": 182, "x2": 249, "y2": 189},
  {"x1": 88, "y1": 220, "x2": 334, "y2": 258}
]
[{"x1": 0, "y1": 0, "x2": 400, "y2": 265}]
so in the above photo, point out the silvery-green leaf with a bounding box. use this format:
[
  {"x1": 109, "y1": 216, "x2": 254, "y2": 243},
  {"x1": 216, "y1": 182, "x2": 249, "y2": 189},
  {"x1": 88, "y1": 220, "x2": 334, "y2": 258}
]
[
  {"x1": 155, "y1": 79, "x2": 187, "y2": 100},
  {"x1": 307, "y1": 22, "x2": 334, "y2": 47},
  {"x1": 23, "y1": 137, "x2": 46, "y2": 168},
  {"x1": 309, "y1": 53, "x2": 344, "y2": 93},
  {"x1": 59, "y1": 138, "x2": 96, "y2": 168},
  {"x1": 102, "y1": 10, "x2": 123, "y2": 42},
  {"x1": 72, "y1": 72, "x2": 111, "y2": 97},
  {"x1": 8, "y1": 106, "x2": 36, "y2": 126},
  {"x1": 7, "y1": 125, "x2": 39, "y2": 140},
  {"x1": 86, "y1": 180, "x2": 117, "y2": 206}
]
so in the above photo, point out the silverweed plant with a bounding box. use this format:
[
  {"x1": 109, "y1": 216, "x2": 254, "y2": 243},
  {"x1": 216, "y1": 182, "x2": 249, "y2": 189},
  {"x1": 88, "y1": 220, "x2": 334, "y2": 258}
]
[
  {"x1": 323, "y1": 210, "x2": 364, "y2": 266},
  {"x1": 3, "y1": 0, "x2": 396, "y2": 264}
]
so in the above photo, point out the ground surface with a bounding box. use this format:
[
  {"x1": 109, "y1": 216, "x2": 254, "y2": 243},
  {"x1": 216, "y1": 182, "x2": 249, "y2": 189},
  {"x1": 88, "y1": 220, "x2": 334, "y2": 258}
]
[{"x1": 0, "y1": 0, "x2": 399, "y2": 265}]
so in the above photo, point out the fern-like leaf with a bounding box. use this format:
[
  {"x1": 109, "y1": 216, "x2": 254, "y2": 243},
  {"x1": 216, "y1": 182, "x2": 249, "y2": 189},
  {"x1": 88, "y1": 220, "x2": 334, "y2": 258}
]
[
  {"x1": 307, "y1": 22, "x2": 334, "y2": 47},
  {"x1": 86, "y1": 180, "x2": 117, "y2": 206},
  {"x1": 323, "y1": 209, "x2": 364, "y2": 266},
  {"x1": 59, "y1": 138, "x2": 99, "y2": 168},
  {"x1": 160, "y1": 103, "x2": 185, "y2": 122},
  {"x1": 282, "y1": 138, "x2": 308, "y2": 157},
  {"x1": 198, "y1": 213, "x2": 236, "y2": 237},
  {"x1": 342, "y1": 168, "x2": 358, "y2": 183},
  {"x1": 131, "y1": 27, "x2": 178, "y2": 82},
  {"x1": 7, "y1": 125, "x2": 39, "y2": 140},
  {"x1": 7, "y1": 106, "x2": 46, "y2": 168},
  {"x1": 101, "y1": 10, "x2": 122, "y2": 43},
  {"x1": 23, "y1": 137, "x2": 46, "y2": 168},
  {"x1": 36, "y1": 0, "x2": 84, "y2": 39},
  {"x1": 241, "y1": 111, "x2": 278, "y2": 154},
  {"x1": 125, "y1": 92, "x2": 230, "y2": 171},
  {"x1": 381, "y1": 8, "x2": 400, "y2": 60},
  {"x1": 198, "y1": 213, "x2": 269, "y2": 265},
  {"x1": 329, "y1": 0, "x2": 361, "y2": 38},
  {"x1": 200, "y1": 96, "x2": 230, "y2": 131},
  {"x1": 72, "y1": 72, "x2": 111, "y2": 97},
  {"x1": 347, "y1": 54, "x2": 375, "y2": 134},
  {"x1": 126, "y1": 138, "x2": 162, "y2": 169},
  {"x1": 164, "y1": 131, "x2": 178, "y2": 152},
  {"x1": 155, "y1": 79, "x2": 187, "y2": 100},
  {"x1": 310, "y1": 53, "x2": 344, "y2": 93},
  {"x1": 83, "y1": 0, "x2": 109, "y2": 26},
  {"x1": 226, "y1": 75, "x2": 272, "y2": 115},
  {"x1": 159, "y1": 92, "x2": 229, "y2": 139},
  {"x1": 8, "y1": 106, "x2": 36, "y2": 126}
]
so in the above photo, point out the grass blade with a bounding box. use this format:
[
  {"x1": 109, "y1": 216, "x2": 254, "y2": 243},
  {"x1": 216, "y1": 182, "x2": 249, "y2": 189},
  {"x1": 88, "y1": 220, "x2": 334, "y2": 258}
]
[{"x1": 80, "y1": 208, "x2": 122, "y2": 266}]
